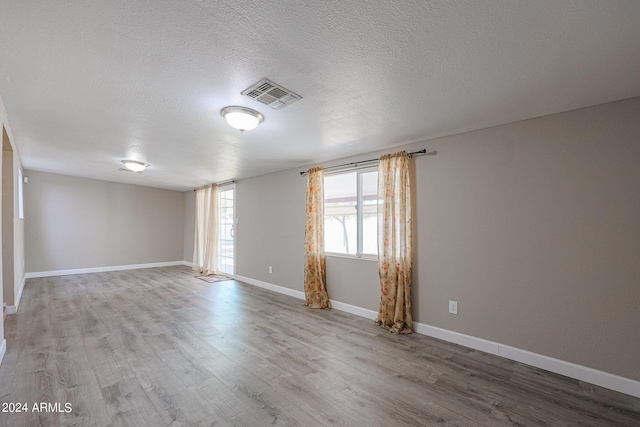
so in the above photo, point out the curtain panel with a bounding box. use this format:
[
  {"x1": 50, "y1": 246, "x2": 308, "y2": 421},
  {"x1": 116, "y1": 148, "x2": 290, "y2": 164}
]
[
  {"x1": 304, "y1": 167, "x2": 331, "y2": 309},
  {"x1": 376, "y1": 151, "x2": 413, "y2": 334},
  {"x1": 193, "y1": 185, "x2": 219, "y2": 275}
]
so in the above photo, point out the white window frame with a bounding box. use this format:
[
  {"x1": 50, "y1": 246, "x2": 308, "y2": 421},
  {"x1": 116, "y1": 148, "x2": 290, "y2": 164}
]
[
  {"x1": 217, "y1": 183, "x2": 236, "y2": 275},
  {"x1": 324, "y1": 166, "x2": 378, "y2": 260}
]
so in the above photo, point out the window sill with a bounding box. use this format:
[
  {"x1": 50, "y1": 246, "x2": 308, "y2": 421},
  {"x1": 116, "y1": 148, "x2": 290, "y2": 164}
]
[{"x1": 325, "y1": 252, "x2": 378, "y2": 262}]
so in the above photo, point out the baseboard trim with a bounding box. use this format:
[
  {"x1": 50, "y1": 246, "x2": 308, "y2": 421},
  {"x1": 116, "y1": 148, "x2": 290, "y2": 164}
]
[
  {"x1": 0, "y1": 339, "x2": 6, "y2": 367},
  {"x1": 414, "y1": 323, "x2": 501, "y2": 355},
  {"x1": 413, "y1": 323, "x2": 640, "y2": 398},
  {"x1": 182, "y1": 261, "x2": 194, "y2": 267},
  {"x1": 234, "y1": 274, "x2": 640, "y2": 399},
  {"x1": 330, "y1": 300, "x2": 378, "y2": 320},
  {"x1": 12, "y1": 275, "x2": 26, "y2": 313},
  {"x1": 3, "y1": 276, "x2": 26, "y2": 316},
  {"x1": 234, "y1": 275, "x2": 306, "y2": 300},
  {"x1": 25, "y1": 261, "x2": 186, "y2": 278}
]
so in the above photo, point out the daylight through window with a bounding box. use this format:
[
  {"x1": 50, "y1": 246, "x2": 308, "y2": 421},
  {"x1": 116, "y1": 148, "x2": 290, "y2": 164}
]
[{"x1": 324, "y1": 168, "x2": 379, "y2": 257}]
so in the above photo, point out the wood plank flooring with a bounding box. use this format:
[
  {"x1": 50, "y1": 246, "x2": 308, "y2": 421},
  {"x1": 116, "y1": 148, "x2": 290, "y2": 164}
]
[{"x1": 0, "y1": 266, "x2": 638, "y2": 426}]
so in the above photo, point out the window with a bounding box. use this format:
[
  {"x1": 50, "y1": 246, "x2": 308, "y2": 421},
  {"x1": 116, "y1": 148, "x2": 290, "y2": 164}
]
[
  {"x1": 324, "y1": 168, "x2": 378, "y2": 257},
  {"x1": 217, "y1": 185, "x2": 235, "y2": 275}
]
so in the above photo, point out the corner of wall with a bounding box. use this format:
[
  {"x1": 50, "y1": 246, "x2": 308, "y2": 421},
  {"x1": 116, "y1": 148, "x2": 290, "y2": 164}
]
[
  {"x1": 183, "y1": 190, "x2": 196, "y2": 264},
  {"x1": 6, "y1": 275, "x2": 27, "y2": 314},
  {"x1": 0, "y1": 339, "x2": 6, "y2": 367}
]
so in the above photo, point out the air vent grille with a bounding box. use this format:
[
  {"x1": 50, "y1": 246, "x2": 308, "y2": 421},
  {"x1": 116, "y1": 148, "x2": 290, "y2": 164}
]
[
  {"x1": 241, "y1": 78, "x2": 302, "y2": 110},
  {"x1": 257, "y1": 82, "x2": 274, "y2": 92},
  {"x1": 245, "y1": 90, "x2": 262, "y2": 99}
]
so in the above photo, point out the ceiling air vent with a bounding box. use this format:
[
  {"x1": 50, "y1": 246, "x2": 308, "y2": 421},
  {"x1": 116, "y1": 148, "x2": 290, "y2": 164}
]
[{"x1": 241, "y1": 78, "x2": 302, "y2": 110}]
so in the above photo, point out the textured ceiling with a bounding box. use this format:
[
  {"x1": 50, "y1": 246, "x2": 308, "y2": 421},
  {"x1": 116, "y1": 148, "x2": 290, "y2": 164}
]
[{"x1": 1, "y1": 1, "x2": 640, "y2": 191}]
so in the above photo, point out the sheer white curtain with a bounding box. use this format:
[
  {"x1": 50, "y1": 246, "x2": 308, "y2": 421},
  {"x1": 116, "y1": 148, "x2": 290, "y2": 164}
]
[{"x1": 193, "y1": 185, "x2": 219, "y2": 275}]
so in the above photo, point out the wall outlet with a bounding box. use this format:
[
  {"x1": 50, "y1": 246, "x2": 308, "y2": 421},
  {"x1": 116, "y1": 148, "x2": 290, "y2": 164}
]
[
  {"x1": 269, "y1": 266, "x2": 273, "y2": 274},
  {"x1": 449, "y1": 300, "x2": 458, "y2": 315}
]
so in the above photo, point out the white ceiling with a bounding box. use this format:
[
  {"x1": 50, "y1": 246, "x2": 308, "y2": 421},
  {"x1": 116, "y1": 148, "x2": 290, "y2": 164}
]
[{"x1": 1, "y1": 1, "x2": 640, "y2": 191}]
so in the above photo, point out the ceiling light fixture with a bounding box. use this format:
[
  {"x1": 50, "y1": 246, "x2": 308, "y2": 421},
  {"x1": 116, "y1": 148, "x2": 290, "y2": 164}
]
[
  {"x1": 220, "y1": 106, "x2": 264, "y2": 132},
  {"x1": 121, "y1": 160, "x2": 149, "y2": 173}
]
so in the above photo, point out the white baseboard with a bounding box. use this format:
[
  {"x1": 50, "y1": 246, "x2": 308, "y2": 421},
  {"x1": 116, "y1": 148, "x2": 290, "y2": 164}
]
[
  {"x1": 330, "y1": 300, "x2": 377, "y2": 320},
  {"x1": 232, "y1": 276, "x2": 379, "y2": 321},
  {"x1": 14, "y1": 275, "x2": 26, "y2": 311},
  {"x1": 413, "y1": 323, "x2": 640, "y2": 398},
  {"x1": 234, "y1": 275, "x2": 306, "y2": 300},
  {"x1": 0, "y1": 339, "x2": 6, "y2": 367},
  {"x1": 414, "y1": 323, "x2": 502, "y2": 355},
  {"x1": 4, "y1": 276, "x2": 26, "y2": 315},
  {"x1": 498, "y1": 344, "x2": 640, "y2": 399},
  {"x1": 182, "y1": 261, "x2": 194, "y2": 267},
  {"x1": 235, "y1": 275, "x2": 640, "y2": 399},
  {"x1": 25, "y1": 261, "x2": 186, "y2": 278}
]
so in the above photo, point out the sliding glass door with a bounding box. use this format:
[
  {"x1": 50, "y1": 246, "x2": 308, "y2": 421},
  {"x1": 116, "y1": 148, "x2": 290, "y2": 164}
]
[{"x1": 217, "y1": 185, "x2": 235, "y2": 275}]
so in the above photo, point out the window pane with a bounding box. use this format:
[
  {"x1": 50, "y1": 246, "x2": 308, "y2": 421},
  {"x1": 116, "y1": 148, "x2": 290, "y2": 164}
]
[
  {"x1": 324, "y1": 172, "x2": 357, "y2": 255},
  {"x1": 361, "y1": 171, "x2": 378, "y2": 255},
  {"x1": 362, "y1": 215, "x2": 378, "y2": 254},
  {"x1": 220, "y1": 241, "x2": 233, "y2": 257},
  {"x1": 217, "y1": 186, "x2": 235, "y2": 275}
]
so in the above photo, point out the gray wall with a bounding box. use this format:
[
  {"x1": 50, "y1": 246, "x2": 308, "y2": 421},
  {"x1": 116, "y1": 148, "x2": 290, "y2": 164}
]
[
  {"x1": 24, "y1": 171, "x2": 184, "y2": 272},
  {"x1": 233, "y1": 96, "x2": 640, "y2": 382},
  {"x1": 183, "y1": 189, "x2": 195, "y2": 263},
  {"x1": 325, "y1": 256, "x2": 379, "y2": 310},
  {"x1": 236, "y1": 169, "x2": 306, "y2": 286},
  {"x1": 2, "y1": 149, "x2": 14, "y2": 305}
]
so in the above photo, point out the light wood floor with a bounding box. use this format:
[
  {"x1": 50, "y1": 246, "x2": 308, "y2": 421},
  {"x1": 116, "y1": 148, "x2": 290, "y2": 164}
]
[{"x1": 0, "y1": 266, "x2": 638, "y2": 426}]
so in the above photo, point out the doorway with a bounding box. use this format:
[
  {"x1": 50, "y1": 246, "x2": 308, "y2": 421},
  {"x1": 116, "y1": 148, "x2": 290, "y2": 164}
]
[
  {"x1": 2, "y1": 126, "x2": 15, "y2": 319},
  {"x1": 217, "y1": 185, "x2": 235, "y2": 276}
]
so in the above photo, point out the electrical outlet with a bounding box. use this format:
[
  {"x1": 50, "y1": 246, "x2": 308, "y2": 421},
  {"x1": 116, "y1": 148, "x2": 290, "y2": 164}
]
[
  {"x1": 449, "y1": 300, "x2": 458, "y2": 315},
  {"x1": 269, "y1": 266, "x2": 273, "y2": 274}
]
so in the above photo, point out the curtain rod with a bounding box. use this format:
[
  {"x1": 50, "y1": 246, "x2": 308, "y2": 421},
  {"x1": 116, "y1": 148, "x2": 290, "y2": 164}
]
[
  {"x1": 193, "y1": 179, "x2": 236, "y2": 191},
  {"x1": 299, "y1": 149, "x2": 435, "y2": 175}
]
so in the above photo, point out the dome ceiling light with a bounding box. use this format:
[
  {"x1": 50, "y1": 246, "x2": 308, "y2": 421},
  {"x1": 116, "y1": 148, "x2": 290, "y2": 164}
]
[
  {"x1": 220, "y1": 106, "x2": 264, "y2": 132},
  {"x1": 121, "y1": 160, "x2": 149, "y2": 173}
]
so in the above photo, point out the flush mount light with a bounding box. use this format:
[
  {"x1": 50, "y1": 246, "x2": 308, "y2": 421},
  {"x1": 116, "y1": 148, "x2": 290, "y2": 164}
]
[
  {"x1": 121, "y1": 160, "x2": 148, "y2": 173},
  {"x1": 220, "y1": 106, "x2": 264, "y2": 132}
]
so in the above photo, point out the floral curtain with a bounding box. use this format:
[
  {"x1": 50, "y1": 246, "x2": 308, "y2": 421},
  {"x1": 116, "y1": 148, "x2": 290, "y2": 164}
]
[
  {"x1": 375, "y1": 151, "x2": 413, "y2": 334},
  {"x1": 304, "y1": 167, "x2": 331, "y2": 309},
  {"x1": 193, "y1": 185, "x2": 219, "y2": 275}
]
